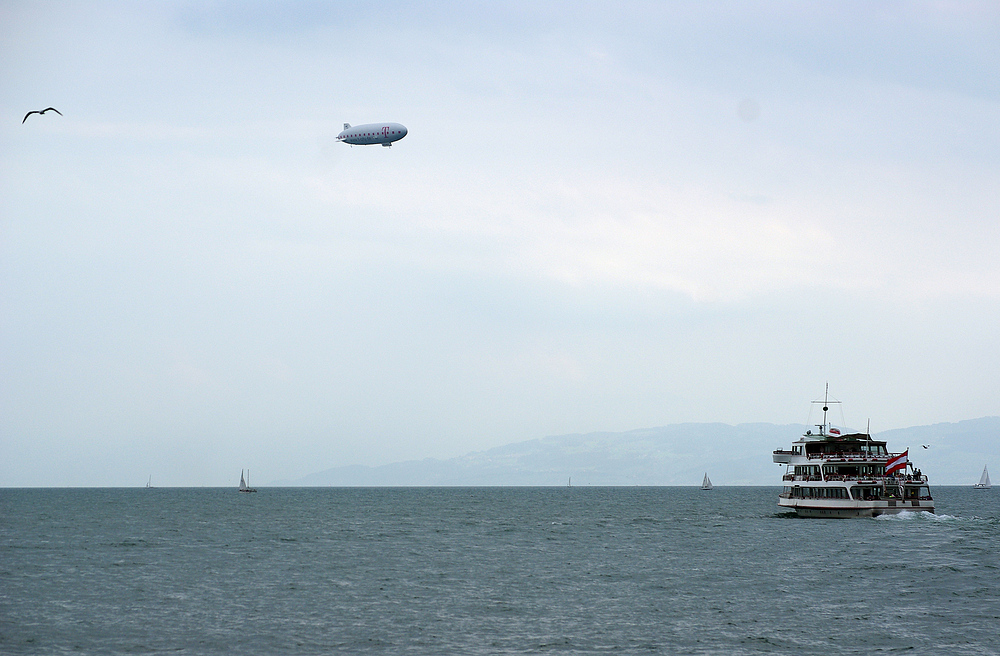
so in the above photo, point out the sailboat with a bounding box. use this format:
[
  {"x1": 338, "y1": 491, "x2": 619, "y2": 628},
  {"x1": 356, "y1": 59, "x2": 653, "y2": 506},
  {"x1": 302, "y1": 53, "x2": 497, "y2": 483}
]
[
  {"x1": 145, "y1": 475, "x2": 153, "y2": 489},
  {"x1": 701, "y1": 473, "x2": 713, "y2": 490},
  {"x1": 973, "y1": 465, "x2": 991, "y2": 489},
  {"x1": 238, "y1": 469, "x2": 257, "y2": 493}
]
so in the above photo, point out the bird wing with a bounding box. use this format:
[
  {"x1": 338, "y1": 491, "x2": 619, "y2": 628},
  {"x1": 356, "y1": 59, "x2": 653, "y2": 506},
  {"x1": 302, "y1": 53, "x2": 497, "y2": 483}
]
[
  {"x1": 43, "y1": 107, "x2": 62, "y2": 115},
  {"x1": 22, "y1": 110, "x2": 39, "y2": 123}
]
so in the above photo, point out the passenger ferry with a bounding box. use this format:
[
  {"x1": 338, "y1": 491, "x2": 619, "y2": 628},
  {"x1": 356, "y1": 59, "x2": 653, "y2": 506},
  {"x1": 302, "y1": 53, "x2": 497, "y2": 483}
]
[{"x1": 774, "y1": 388, "x2": 934, "y2": 518}]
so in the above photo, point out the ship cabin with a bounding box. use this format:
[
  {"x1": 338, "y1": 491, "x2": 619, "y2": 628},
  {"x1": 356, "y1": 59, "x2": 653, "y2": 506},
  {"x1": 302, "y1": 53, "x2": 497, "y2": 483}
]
[
  {"x1": 801, "y1": 432, "x2": 887, "y2": 458},
  {"x1": 774, "y1": 432, "x2": 887, "y2": 467},
  {"x1": 810, "y1": 433, "x2": 890, "y2": 481}
]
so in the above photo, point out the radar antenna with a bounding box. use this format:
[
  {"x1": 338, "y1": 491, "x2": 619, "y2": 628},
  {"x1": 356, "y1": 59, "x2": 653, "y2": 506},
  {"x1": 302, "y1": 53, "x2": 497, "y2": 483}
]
[{"x1": 811, "y1": 382, "x2": 841, "y2": 436}]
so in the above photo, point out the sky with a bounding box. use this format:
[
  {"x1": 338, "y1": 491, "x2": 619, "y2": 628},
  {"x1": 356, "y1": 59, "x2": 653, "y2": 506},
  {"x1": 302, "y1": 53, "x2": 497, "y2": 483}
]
[{"x1": 2, "y1": 1, "x2": 998, "y2": 486}]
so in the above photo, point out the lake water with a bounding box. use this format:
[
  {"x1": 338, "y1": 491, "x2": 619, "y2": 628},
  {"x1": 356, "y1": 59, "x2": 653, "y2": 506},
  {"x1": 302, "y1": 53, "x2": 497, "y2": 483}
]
[{"x1": 1, "y1": 486, "x2": 998, "y2": 655}]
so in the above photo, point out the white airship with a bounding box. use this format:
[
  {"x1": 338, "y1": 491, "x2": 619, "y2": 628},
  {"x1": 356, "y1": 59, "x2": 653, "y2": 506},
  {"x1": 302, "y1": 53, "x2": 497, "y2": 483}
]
[{"x1": 337, "y1": 122, "x2": 407, "y2": 147}]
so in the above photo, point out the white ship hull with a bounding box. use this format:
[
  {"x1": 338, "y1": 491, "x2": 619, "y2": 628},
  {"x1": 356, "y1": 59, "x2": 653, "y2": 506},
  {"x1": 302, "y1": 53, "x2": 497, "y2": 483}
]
[{"x1": 778, "y1": 495, "x2": 934, "y2": 518}]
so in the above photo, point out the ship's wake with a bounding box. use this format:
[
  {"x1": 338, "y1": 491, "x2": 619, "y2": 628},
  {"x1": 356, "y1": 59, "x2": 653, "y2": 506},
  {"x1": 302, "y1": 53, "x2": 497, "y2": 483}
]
[{"x1": 874, "y1": 511, "x2": 958, "y2": 522}]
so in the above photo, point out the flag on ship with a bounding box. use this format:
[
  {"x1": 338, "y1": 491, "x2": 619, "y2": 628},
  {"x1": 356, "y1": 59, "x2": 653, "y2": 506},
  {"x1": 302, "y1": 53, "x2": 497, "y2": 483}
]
[{"x1": 886, "y1": 449, "x2": 909, "y2": 475}]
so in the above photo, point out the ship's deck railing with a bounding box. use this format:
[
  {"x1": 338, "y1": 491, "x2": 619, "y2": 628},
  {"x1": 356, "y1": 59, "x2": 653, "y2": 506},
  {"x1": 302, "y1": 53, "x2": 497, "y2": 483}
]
[
  {"x1": 775, "y1": 451, "x2": 909, "y2": 461},
  {"x1": 781, "y1": 474, "x2": 929, "y2": 483},
  {"x1": 803, "y1": 453, "x2": 903, "y2": 461}
]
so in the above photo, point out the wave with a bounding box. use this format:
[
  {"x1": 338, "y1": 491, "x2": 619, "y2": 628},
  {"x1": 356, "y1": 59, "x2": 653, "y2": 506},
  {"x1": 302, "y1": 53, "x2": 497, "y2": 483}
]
[{"x1": 873, "y1": 511, "x2": 959, "y2": 521}]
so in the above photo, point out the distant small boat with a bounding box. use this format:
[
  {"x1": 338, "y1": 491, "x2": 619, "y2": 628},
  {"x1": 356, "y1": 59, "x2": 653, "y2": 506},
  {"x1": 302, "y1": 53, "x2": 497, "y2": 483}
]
[
  {"x1": 973, "y1": 465, "x2": 991, "y2": 489},
  {"x1": 238, "y1": 469, "x2": 257, "y2": 493},
  {"x1": 145, "y1": 475, "x2": 153, "y2": 489},
  {"x1": 701, "y1": 473, "x2": 713, "y2": 490}
]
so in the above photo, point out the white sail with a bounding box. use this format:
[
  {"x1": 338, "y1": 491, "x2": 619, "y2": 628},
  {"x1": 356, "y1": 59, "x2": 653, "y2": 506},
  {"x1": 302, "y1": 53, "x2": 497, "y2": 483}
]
[
  {"x1": 701, "y1": 473, "x2": 713, "y2": 490},
  {"x1": 974, "y1": 465, "x2": 991, "y2": 489},
  {"x1": 238, "y1": 469, "x2": 256, "y2": 492}
]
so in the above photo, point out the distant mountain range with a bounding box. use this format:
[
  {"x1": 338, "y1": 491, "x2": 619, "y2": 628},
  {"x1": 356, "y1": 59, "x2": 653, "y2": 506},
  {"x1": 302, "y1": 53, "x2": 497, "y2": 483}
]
[{"x1": 274, "y1": 417, "x2": 1000, "y2": 487}]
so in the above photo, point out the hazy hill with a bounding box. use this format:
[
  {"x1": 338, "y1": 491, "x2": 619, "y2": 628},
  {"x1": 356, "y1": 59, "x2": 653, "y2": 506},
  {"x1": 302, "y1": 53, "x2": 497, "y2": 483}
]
[{"x1": 275, "y1": 417, "x2": 999, "y2": 487}]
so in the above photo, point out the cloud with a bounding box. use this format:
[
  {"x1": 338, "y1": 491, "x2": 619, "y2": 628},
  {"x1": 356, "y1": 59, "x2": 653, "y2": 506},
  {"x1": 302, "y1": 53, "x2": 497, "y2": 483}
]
[{"x1": 2, "y1": 1, "x2": 999, "y2": 485}]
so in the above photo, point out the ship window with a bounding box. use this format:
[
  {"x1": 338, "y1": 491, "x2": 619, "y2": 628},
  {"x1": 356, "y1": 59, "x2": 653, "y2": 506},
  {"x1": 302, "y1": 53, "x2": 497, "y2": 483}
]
[
  {"x1": 850, "y1": 486, "x2": 878, "y2": 500},
  {"x1": 903, "y1": 486, "x2": 930, "y2": 499}
]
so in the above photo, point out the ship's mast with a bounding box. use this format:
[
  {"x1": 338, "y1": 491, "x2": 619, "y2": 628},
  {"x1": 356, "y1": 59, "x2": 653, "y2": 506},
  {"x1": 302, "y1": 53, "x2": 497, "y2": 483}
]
[{"x1": 811, "y1": 383, "x2": 841, "y2": 436}]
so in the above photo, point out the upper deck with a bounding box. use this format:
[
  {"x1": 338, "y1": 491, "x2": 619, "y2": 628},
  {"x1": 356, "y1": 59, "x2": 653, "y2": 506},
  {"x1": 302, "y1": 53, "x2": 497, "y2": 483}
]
[
  {"x1": 774, "y1": 431, "x2": 888, "y2": 462},
  {"x1": 774, "y1": 430, "x2": 925, "y2": 485}
]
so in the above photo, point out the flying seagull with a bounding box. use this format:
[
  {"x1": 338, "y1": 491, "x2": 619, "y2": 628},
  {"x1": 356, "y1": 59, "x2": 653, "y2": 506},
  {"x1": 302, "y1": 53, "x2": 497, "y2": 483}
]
[
  {"x1": 922, "y1": 445, "x2": 929, "y2": 449},
  {"x1": 22, "y1": 107, "x2": 62, "y2": 123}
]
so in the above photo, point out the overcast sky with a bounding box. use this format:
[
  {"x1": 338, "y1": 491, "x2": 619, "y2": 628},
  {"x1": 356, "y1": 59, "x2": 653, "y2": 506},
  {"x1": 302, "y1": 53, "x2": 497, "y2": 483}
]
[{"x1": 2, "y1": 1, "x2": 998, "y2": 486}]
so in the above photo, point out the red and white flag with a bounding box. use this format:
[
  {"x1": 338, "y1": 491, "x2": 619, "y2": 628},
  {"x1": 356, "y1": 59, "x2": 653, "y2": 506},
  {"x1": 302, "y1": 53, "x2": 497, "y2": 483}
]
[
  {"x1": 829, "y1": 427, "x2": 841, "y2": 436},
  {"x1": 886, "y1": 449, "x2": 909, "y2": 474}
]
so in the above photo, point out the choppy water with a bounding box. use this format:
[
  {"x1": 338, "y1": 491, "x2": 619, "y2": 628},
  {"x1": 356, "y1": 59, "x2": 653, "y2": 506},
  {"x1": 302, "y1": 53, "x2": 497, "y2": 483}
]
[{"x1": 1, "y1": 486, "x2": 998, "y2": 655}]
